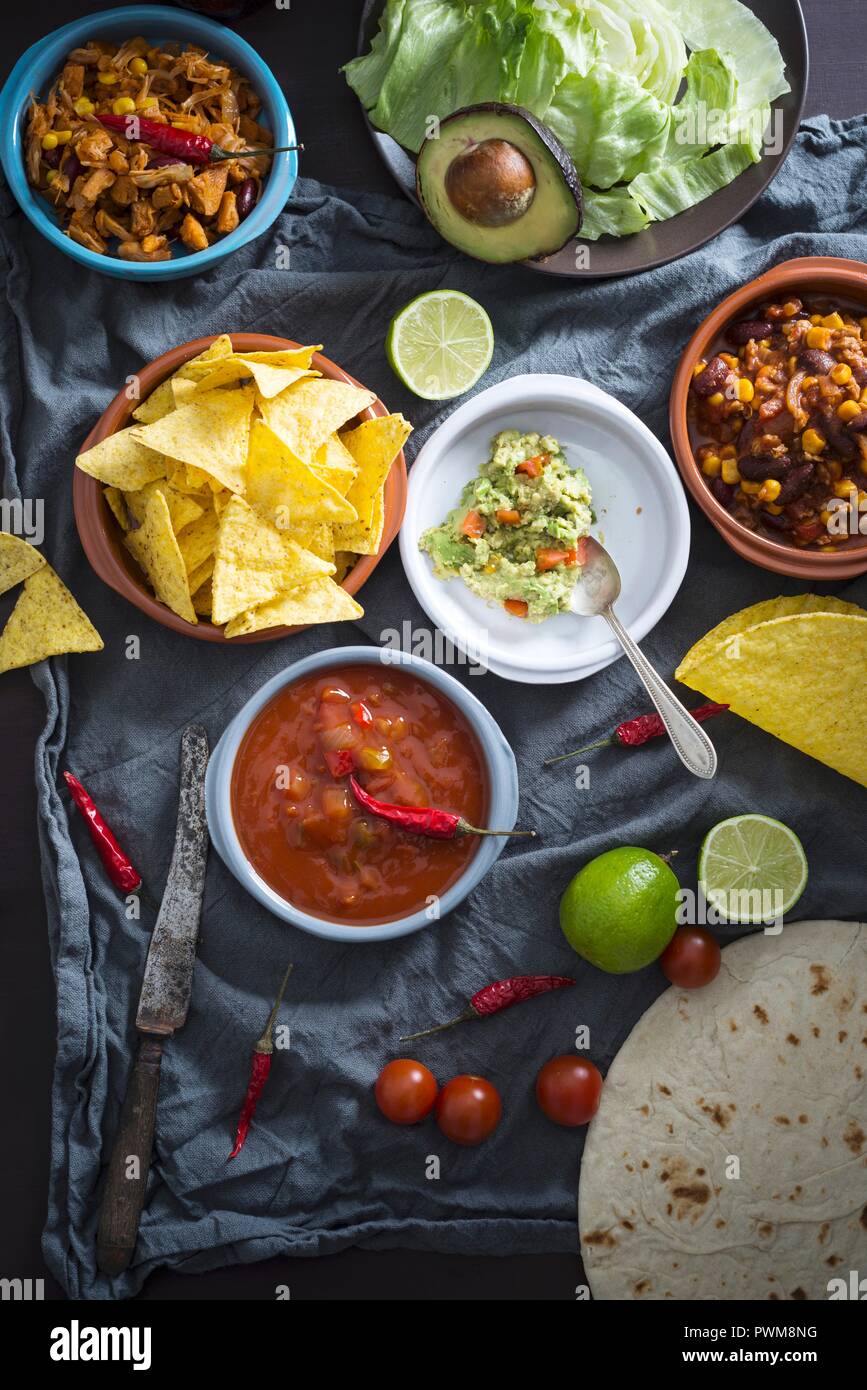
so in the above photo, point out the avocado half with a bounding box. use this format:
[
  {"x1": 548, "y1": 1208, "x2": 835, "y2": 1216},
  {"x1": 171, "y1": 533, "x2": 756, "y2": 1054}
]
[{"x1": 416, "y1": 103, "x2": 583, "y2": 265}]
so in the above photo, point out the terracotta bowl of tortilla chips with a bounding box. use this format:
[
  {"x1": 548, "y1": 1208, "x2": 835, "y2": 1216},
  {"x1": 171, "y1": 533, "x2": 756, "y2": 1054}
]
[
  {"x1": 670, "y1": 256, "x2": 867, "y2": 580},
  {"x1": 73, "y1": 334, "x2": 408, "y2": 642}
]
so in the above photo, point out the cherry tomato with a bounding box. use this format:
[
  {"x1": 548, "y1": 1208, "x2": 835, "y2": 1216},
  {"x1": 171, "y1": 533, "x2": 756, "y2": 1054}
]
[
  {"x1": 375, "y1": 1059, "x2": 438, "y2": 1125},
  {"x1": 660, "y1": 927, "x2": 721, "y2": 989},
  {"x1": 435, "y1": 1074, "x2": 502, "y2": 1146},
  {"x1": 535, "y1": 1056, "x2": 603, "y2": 1127}
]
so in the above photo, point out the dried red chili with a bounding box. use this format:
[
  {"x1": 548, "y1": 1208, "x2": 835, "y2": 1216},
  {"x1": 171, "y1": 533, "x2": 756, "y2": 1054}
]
[
  {"x1": 228, "y1": 962, "x2": 294, "y2": 1161},
  {"x1": 97, "y1": 113, "x2": 302, "y2": 165},
  {"x1": 348, "y1": 775, "x2": 535, "y2": 841},
  {"x1": 544, "y1": 703, "x2": 729, "y2": 765},
  {"x1": 400, "y1": 975, "x2": 576, "y2": 1041},
  {"x1": 63, "y1": 771, "x2": 141, "y2": 895}
]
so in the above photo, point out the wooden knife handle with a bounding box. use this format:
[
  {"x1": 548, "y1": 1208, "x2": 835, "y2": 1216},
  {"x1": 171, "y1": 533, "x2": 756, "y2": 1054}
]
[{"x1": 96, "y1": 1033, "x2": 164, "y2": 1277}]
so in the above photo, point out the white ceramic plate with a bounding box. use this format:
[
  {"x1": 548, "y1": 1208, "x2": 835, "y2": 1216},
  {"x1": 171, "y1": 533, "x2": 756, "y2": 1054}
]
[{"x1": 400, "y1": 374, "x2": 691, "y2": 685}]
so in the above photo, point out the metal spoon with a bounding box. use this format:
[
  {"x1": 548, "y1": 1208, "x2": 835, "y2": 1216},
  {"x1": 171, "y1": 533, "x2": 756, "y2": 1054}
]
[{"x1": 569, "y1": 539, "x2": 717, "y2": 780}]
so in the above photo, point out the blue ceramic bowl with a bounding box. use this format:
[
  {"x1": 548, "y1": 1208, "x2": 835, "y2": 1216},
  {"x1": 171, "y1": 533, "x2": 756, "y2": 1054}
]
[
  {"x1": 206, "y1": 646, "x2": 520, "y2": 943},
  {"x1": 0, "y1": 5, "x2": 297, "y2": 281}
]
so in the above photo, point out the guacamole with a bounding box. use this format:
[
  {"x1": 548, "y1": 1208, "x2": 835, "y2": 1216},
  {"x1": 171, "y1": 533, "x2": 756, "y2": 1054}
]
[{"x1": 419, "y1": 429, "x2": 593, "y2": 622}]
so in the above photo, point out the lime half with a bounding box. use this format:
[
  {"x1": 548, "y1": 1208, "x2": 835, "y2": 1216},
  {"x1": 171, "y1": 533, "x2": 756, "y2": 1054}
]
[
  {"x1": 386, "y1": 290, "x2": 494, "y2": 400},
  {"x1": 698, "y1": 814, "x2": 808, "y2": 923}
]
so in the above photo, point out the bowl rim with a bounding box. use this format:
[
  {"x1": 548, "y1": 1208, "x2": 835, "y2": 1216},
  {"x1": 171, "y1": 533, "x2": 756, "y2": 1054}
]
[
  {"x1": 669, "y1": 255, "x2": 867, "y2": 579},
  {"x1": 0, "y1": 4, "x2": 297, "y2": 280},
  {"x1": 204, "y1": 644, "x2": 520, "y2": 943},
  {"x1": 400, "y1": 371, "x2": 691, "y2": 682},
  {"x1": 73, "y1": 333, "x2": 408, "y2": 643}
]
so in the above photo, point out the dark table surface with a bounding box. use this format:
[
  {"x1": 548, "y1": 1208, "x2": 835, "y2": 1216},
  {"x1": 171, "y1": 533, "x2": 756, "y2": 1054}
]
[{"x1": 0, "y1": 0, "x2": 863, "y2": 1302}]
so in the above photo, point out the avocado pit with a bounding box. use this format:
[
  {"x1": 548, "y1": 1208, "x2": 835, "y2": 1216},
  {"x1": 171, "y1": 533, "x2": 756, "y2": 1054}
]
[{"x1": 445, "y1": 139, "x2": 537, "y2": 228}]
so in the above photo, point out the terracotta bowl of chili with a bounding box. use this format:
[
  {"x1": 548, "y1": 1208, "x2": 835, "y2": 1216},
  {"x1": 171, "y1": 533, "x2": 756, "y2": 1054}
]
[
  {"x1": 205, "y1": 646, "x2": 522, "y2": 943},
  {"x1": 73, "y1": 333, "x2": 408, "y2": 643},
  {"x1": 669, "y1": 256, "x2": 867, "y2": 580}
]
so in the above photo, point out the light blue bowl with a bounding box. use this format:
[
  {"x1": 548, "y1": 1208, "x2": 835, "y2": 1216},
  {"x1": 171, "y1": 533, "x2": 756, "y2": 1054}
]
[
  {"x1": 0, "y1": 5, "x2": 297, "y2": 281},
  {"x1": 206, "y1": 646, "x2": 520, "y2": 943}
]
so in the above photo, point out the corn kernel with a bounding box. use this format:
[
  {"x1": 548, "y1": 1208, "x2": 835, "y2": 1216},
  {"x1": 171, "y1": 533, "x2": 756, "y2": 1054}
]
[
  {"x1": 73, "y1": 97, "x2": 94, "y2": 116},
  {"x1": 831, "y1": 362, "x2": 853, "y2": 385},
  {"x1": 41, "y1": 133, "x2": 58, "y2": 150},
  {"x1": 740, "y1": 480, "x2": 762, "y2": 495},
  {"x1": 822, "y1": 312, "x2": 844, "y2": 330},
  {"x1": 802, "y1": 429, "x2": 826, "y2": 454},
  {"x1": 820, "y1": 508, "x2": 834, "y2": 527},
  {"x1": 45, "y1": 169, "x2": 58, "y2": 184},
  {"x1": 692, "y1": 360, "x2": 707, "y2": 376},
  {"x1": 97, "y1": 70, "x2": 119, "y2": 84},
  {"x1": 721, "y1": 353, "x2": 739, "y2": 369},
  {"x1": 736, "y1": 378, "x2": 755, "y2": 403},
  {"x1": 806, "y1": 326, "x2": 832, "y2": 350},
  {"x1": 787, "y1": 356, "x2": 798, "y2": 373},
  {"x1": 483, "y1": 564, "x2": 497, "y2": 574},
  {"x1": 765, "y1": 503, "x2": 784, "y2": 515},
  {"x1": 708, "y1": 391, "x2": 725, "y2": 407},
  {"x1": 701, "y1": 454, "x2": 722, "y2": 477},
  {"x1": 838, "y1": 398, "x2": 861, "y2": 421},
  {"x1": 720, "y1": 444, "x2": 737, "y2": 459},
  {"x1": 782, "y1": 300, "x2": 800, "y2": 318},
  {"x1": 130, "y1": 57, "x2": 149, "y2": 76},
  {"x1": 721, "y1": 458, "x2": 741, "y2": 485},
  {"x1": 759, "y1": 338, "x2": 771, "y2": 348},
  {"x1": 810, "y1": 313, "x2": 822, "y2": 325},
  {"x1": 835, "y1": 479, "x2": 857, "y2": 498},
  {"x1": 758, "y1": 478, "x2": 782, "y2": 502},
  {"x1": 54, "y1": 130, "x2": 72, "y2": 145},
  {"x1": 801, "y1": 376, "x2": 817, "y2": 390},
  {"x1": 827, "y1": 459, "x2": 843, "y2": 480},
  {"x1": 112, "y1": 97, "x2": 136, "y2": 115},
  {"x1": 860, "y1": 458, "x2": 867, "y2": 476}
]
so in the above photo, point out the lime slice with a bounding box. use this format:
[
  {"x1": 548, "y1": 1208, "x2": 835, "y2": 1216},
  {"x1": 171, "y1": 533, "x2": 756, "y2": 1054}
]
[
  {"x1": 386, "y1": 290, "x2": 494, "y2": 400},
  {"x1": 698, "y1": 814, "x2": 808, "y2": 924}
]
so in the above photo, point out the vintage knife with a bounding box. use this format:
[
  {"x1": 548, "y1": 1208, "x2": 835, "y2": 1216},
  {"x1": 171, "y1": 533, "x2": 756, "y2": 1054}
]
[{"x1": 96, "y1": 724, "x2": 210, "y2": 1277}]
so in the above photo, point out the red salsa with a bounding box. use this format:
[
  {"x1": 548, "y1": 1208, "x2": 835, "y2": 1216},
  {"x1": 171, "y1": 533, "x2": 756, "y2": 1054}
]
[{"x1": 231, "y1": 664, "x2": 487, "y2": 925}]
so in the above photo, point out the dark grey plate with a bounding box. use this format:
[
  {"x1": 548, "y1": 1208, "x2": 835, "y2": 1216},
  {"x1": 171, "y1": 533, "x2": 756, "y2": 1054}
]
[{"x1": 356, "y1": 0, "x2": 808, "y2": 278}]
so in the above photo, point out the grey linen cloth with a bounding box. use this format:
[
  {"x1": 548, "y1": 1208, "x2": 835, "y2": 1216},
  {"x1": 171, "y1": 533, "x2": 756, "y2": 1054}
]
[{"x1": 2, "y1": 116, "x2": 866, "y2": 1300}]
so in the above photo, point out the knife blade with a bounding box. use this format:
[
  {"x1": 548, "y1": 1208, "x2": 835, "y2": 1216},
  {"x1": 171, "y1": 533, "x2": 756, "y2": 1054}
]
[{"x1": 136, "y1": 723, "x2": 210, "y2": 1035}]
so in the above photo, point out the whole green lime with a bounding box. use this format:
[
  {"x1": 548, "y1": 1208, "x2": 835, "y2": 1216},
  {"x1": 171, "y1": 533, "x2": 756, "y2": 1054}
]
[{"x1": 559, "y1": 847, "x2": 680, "y2": 974}]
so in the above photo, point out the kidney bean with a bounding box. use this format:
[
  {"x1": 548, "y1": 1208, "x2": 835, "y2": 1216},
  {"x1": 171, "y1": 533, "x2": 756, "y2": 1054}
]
[
  {"x1": 710, "y1": 478, "x2": 735, "y2": 508},
  {"x1": 63, "y1": 152, "x2": 82, "y2": 184},
  {"x1": 736, "y1": 419, "x2": 756, "y2": 458},
  {"x1": 737, "y1": 453, "x2": 792, "y2": 482},
  {"x1": 845, "y1": 410, "x2": 867, "y2": 433},
  {"x1": 236, "y1": 177, "x2": 258, "y2": 222},
  {"x1": 692, "y1": 356, "x2": 731, "y2": 397},
  {"x1": 726, "y1": 318, "x2": 775, "y2": 347},
  {"x1": 42, "y1": 146, "x2": 61, "y2": 169},
  {"x1": 799, "y1": 347, "x2": 836, "y2": 375},
  {"x1": 761, "y1": 510, "x2": 793, "y2": 531},
  {"x1": 822, "y1": 411, "x2": 858, "y2": 458},
  {"x1": 776, "y1": 461, "x2": 814, "y2": 505}
]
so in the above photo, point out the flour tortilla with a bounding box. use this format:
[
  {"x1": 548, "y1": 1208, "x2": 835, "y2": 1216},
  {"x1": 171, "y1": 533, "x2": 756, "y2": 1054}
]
[{"x1": 579, "y1": 920, "x2": 867, "y2": 1301}]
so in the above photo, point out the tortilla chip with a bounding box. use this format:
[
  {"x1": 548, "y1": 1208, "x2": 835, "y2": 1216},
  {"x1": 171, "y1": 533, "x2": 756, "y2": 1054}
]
[
  {"x1": 241, "y1": 345, "x2": 321, "y2": 370},
  {"x1": 258, "y1": 378, "x2": 376, "y2": 463},
  {"x1": 245, "y1": 419, "x2": 357, "y2": 527},
  {"x1": 192, "y1": 358, "x2": 318, "y2": 400},
  {"x1": 225, "y1": 575, "x2": 363, "y2": 637},
  {"x1": 290, "y1": 523, "x2": 335, "y2": 565},
  {"x1": 125, "y1": 480, "x2": 204, "y2": 534},
  {"x1": 176, "y1": 509, "x2": 220, "y2": 576},
  {"x1": 124, "y1": 490, "x2": 197, "y2": 624},
  {"x1": 188, "y1": 556, "x2": 215, "y2": 596},
  {"x1": 339, "y1": 413, "x2": 410, "y2": 527},
  {"x1": 102, "y1": 486, "x2": 130, "y2": 532},
  {"x1": 0, "y1": 565, "x2": 102, "y2": 672},
  {"x1": 173, "y1": 335, "x2": 234, "y2": 380},
  {"x1": 0, "y1": 532, "x2": 46, "y2": 596},
  {"x1": 677, "y1": 611, "x2": 867, "y2": 787},
  {"x1": 212, "y1": 496, "x2": 332, "y2": 625},
  {"x1": 171, "y1": 377, "x2": 198, "y2": 409},
  {"x1": 132, "y1": 378, "x2": 176, "y2": 424},
  {"x1": 677, "y1": 595, "x2": 866, "y2": 678},
  {"x1": 192, "y1": 577, "x2": 213, "y2": 617},
  {"x1": 76, "y1": 428, "x2": 166, "y2": 491},
  {"x1": 332, "y1": 552, "x2": 357, "y2": 585},
  {"x1": 311, "y1": 434, "x2": 358, "y2": 495},
  {"x1": 212, "y1": 488, "x2": 232, "y2": 515},
  {"x1": 130, "y1": 387, "x2": 254, "y2": 495},
  {"x1": 332, "y1": 489, "x2": 385, "y2": 556}
]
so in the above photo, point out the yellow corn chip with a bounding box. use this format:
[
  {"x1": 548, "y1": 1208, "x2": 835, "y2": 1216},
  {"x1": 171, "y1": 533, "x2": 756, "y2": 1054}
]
[
  {"x1": 103, "y1": 486, "x2": 130, "y2": 532},
  {"x1": 129, "y1": 388, "x2": 254, "y2": 495},
  {"x1": 245, "y1": 420, "x2": 357, "y2": 527},
  {"x1": 76, "y1": 428, "x2": 166, "y2": 491},
  {"x1": 171, "y1": 377, "x2": 198, "y2": 409},
  {"x1": 132, "y1": 378, "x2": 176, "y2": 424},
  {"x1": 124, "y1": 490, "x2": 197, "y2": 625},
  {"x1": 677, "y1": 594, "x2": 866, "y2": 678},
  {"x1": 676, "y1": 611, "x2": 867, "y2": 788},
  {"x1": 192, "y1": 359, "x2": 318, "y2": 400},
  {"x1": 212, "y1": 496, "x2": 331, "y2": 625},
  {"x1": 225, "y1": 575, "x2": 363, "y2": 637},
  {"x1": 311, "y1": 434, "x2": 358, "y2": 495},
  {"x1": 193, "y1": 577, "x2": 213, "y2": 617},
  {"x1": 332, "y1": 552, "x2": 357, "y2": 585},
  {"x1": 332, "y1": 489, "x2": 385, "y2": 556},
  {"x1": 0, "y1": 532, "x2": 46, "y2": 596},
  {"x1": 188, "y1": 555, "x2": 215, "y2": 596},
  {"x1": 290, "y1": 523, "x2": 335, "y2": 565},
  {"x1": 240, "y1": 345, "x2": 321, "y2": 370},
  {"x1": 340, "y1": 413, "x2": 410, "y2": 528},
  {"x1": 0, "y1": 565, "x2": 103, "y2": 672},
  {"x1": 173, "y1": 335, "x2": 234, "y2": 380},
  {"x1": 125, "y1": 480, "x2": 204, "y2": 534},
  {"x1": 258, "y1": 378, "x2": 376, "y2": 462},
  {"x1": 176, "y1": 509, "x2": 220, "y2": 576},
  {"x1": 212, "y1": 488, "x2": 232, "y2": 515}
]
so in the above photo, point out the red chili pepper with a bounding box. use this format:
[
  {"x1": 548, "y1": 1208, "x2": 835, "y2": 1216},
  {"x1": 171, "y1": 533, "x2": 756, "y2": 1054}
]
[
  {"x1": 351, "y1": 700, "x2": 373, "y2": 728},
  {"x1": 400, "y1": 974, "x2": 575, "y2": 1041},
  {"x1": 348, "y1": 775, "x2": 535, "y2": 841},
  {"x1": 63, "y1": 771, "x2": 141, "y2": 895},
  {"x1": 97, "y1": 113, "x2": 303, "y2": 165},
  {"x1": 544, "y1": 703, "x2": 729, "y2": 766},
  {"x1": 228, "y1": 962, "x2": 293, "y2": 1161}
]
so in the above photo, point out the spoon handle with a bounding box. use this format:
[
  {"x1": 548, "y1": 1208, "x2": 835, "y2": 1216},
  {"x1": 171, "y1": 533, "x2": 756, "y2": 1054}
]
[{"x1": 602, "y1": 606, "x2": 718, "y2": 780}]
